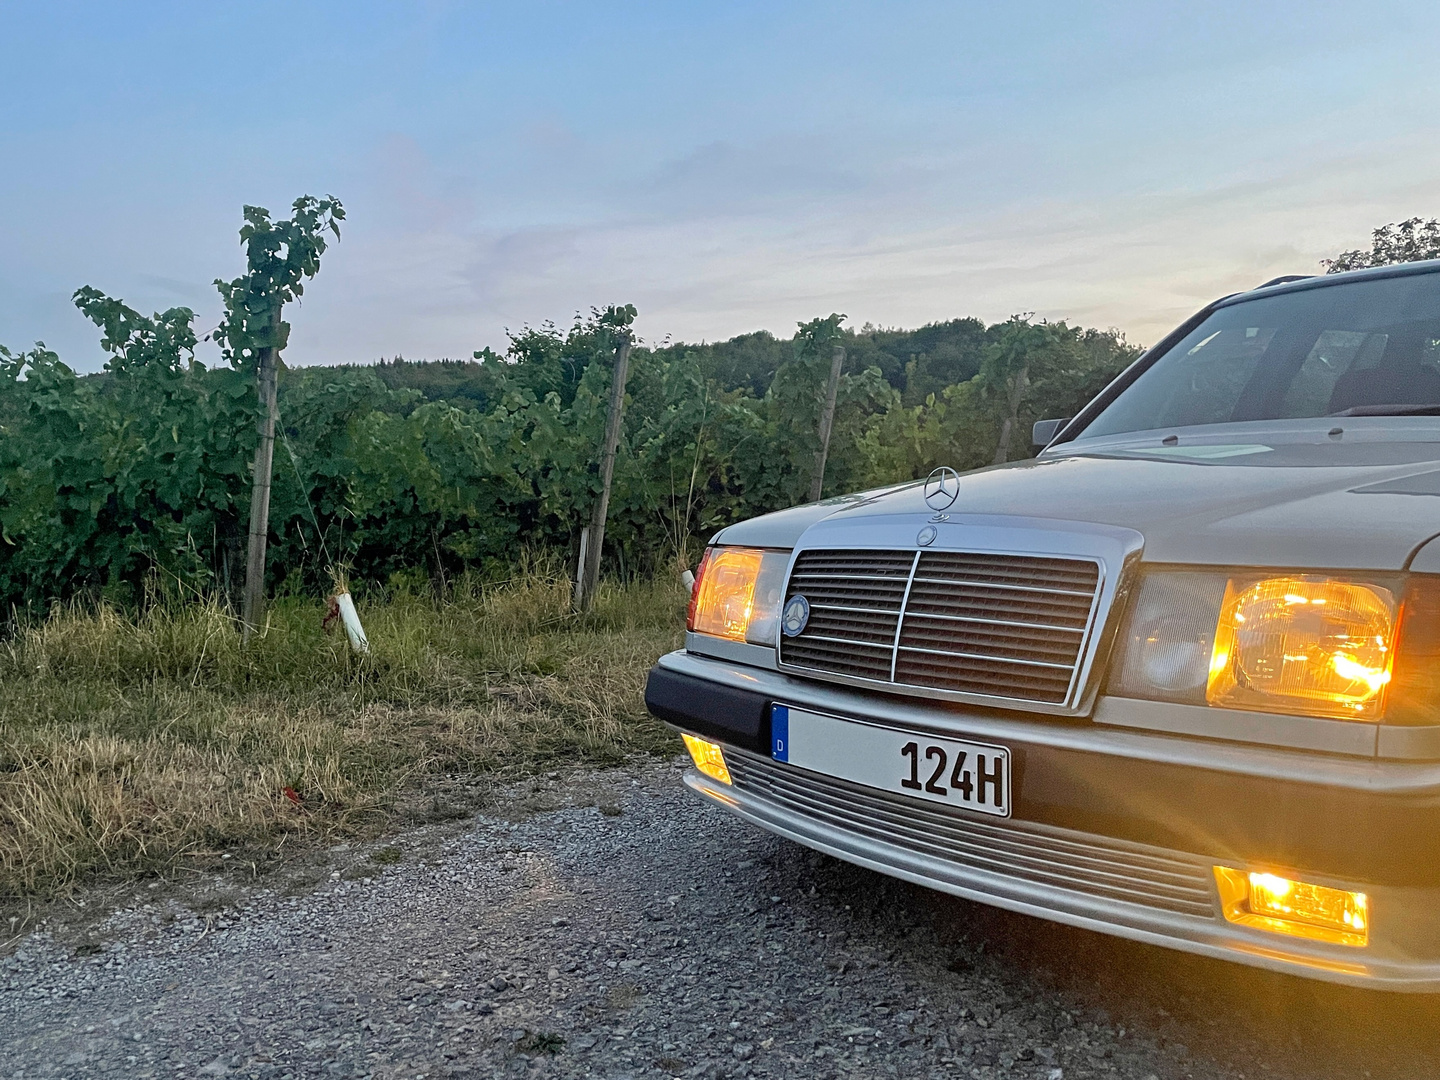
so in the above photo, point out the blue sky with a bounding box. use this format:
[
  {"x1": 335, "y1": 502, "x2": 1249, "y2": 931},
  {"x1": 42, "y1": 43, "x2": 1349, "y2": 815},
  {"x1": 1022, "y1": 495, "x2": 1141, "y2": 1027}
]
[{"x1": 3, "y1": 1, "x2": 1440, "y2": 371}]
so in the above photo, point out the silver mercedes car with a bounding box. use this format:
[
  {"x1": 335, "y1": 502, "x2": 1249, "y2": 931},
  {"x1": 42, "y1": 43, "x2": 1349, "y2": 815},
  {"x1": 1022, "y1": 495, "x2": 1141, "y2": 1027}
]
[{"x1": 646, "y1": 260, "x2": 1440, "y2": 990}]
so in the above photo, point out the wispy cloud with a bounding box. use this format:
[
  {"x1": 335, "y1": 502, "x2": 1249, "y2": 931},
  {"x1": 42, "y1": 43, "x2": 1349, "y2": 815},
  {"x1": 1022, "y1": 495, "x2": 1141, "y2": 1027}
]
[{"x1": 4, "y1": 1, "x2": 1440, "y2": 369}]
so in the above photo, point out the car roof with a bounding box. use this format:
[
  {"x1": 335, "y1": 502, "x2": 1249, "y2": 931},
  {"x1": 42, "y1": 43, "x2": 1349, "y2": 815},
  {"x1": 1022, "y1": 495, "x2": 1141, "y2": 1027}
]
[{"x1": 1218, "y1": 258, "x2": 1440, "y2": 309}]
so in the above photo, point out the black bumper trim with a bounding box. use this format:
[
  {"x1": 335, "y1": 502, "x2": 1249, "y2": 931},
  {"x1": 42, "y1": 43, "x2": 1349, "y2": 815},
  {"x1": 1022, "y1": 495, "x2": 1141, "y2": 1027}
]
[{"x1": 645, "y1": 663, "x2": 771, "y2": 753}]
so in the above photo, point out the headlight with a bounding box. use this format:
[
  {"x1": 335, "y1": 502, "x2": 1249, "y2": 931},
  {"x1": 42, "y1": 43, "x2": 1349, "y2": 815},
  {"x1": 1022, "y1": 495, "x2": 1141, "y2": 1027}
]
[
  {"x1": 1113, "y1": 570, "x2": 1400, "y2": 721},
  {"x1": 1112, "y1": 572, "x2": 1228, "y2": 703},
  {"x1": 687, "y1": 546, "x2": 790, "y2": 645},
  {"x1": 1208, "y1": 577, "x2": 1396, "y2": 719}
]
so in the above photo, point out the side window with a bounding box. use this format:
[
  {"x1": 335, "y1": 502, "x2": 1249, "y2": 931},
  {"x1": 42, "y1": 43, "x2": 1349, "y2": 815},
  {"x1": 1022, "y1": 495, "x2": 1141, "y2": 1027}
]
[
  {"x1": 1278, "y1": 331, "x2": 1385, "y2": 417},
  {"x1": 1422, "y1": 336, "x2": 1440, "y2": 377}
]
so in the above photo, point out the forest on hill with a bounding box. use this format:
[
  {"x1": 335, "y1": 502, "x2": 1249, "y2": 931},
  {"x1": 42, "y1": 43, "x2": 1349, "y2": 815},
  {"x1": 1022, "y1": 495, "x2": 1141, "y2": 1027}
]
[{"x1": 366, "y1": 314, "x2": 1133, "y2": 417}]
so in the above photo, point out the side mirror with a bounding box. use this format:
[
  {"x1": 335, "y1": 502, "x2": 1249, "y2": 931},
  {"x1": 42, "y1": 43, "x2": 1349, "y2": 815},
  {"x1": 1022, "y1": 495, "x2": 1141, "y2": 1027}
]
[{"x1": 1032, "y1": 418, "x2": 1070, "y2": 448}]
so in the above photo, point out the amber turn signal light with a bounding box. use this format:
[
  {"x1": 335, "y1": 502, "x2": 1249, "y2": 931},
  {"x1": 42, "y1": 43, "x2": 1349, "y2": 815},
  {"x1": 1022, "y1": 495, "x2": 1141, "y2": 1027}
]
[
  {"x1": 1384, "y1": 575, "x2": 1440, "y2": 725},
  {"x1": 687, "y1": 547, "x2": 765, "y2": 642},
  {"x1": 1214, "y1": 866, "x2": 1368, "y2": 947},
  {"x1": 681, "y1": 733, "x2": 732, "y2": 785}
]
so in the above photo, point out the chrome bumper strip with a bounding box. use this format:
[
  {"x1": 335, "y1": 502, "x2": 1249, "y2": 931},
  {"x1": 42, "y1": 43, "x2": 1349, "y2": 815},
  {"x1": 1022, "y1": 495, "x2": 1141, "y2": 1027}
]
[
  {"x1": 725, "y1": 748, "x2": 1215, "y2": 915},
  {"x1": 684, "y1": 766, "x2": 1440, "y2": 990}
]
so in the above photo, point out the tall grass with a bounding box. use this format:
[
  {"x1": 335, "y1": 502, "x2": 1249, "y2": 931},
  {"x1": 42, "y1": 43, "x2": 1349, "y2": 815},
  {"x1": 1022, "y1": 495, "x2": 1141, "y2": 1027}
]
[{"x1": 0, "y1": 568, "x2": 685, "y2": 901}]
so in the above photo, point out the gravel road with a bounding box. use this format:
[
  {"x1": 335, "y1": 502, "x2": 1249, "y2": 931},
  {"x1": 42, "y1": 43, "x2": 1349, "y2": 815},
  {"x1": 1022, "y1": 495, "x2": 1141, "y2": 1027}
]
[{"x1": 3, "y1": 757, "x2": 1439, "y2": 1080}]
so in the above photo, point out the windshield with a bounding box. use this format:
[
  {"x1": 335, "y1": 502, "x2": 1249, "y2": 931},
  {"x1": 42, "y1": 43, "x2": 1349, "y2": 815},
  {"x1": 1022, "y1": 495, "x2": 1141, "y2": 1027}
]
[{"x1": 1076, "y1": 270, "x2": 1440, "y2": 440}]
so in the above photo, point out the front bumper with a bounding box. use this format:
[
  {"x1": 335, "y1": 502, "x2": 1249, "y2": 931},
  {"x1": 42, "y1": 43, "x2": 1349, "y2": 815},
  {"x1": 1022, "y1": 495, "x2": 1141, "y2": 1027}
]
[{"x1": 648, "y1": 649, "x2": 1440, "y2": 991}]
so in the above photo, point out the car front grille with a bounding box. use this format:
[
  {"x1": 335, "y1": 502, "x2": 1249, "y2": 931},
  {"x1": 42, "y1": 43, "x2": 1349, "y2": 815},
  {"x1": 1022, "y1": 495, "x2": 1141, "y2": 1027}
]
[
  {"x1": 778, "y1": 548, "x2": 1103, "y2": 706},
  {"x1": 727, "y1": 750, "x2": 1216, "y2": 918}
]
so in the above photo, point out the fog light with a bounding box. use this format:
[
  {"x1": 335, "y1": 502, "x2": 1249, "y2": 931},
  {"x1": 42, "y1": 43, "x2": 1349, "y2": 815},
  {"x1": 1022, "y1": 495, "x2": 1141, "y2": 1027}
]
[
  {"x1": 1214, "y1": 866, "x2": 1368, "y2": 947},
  {"x1": 682, "y1": 734, "x2": 732, "y2": 785}
]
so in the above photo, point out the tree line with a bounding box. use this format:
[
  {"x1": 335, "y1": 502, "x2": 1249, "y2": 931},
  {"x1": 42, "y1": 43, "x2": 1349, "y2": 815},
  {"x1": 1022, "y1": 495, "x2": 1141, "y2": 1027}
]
[
  {"x1": 0, "y1": 300, "x2": 1134, "y2": 613},
  {"x1": 4, "y1": 203, "x2": 1425, "y2": 613}
]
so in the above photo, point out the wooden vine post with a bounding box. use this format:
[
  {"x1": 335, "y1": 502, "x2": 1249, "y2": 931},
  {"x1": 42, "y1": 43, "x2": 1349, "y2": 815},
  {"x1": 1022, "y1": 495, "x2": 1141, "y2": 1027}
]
[
  {"x1": 575, "y1": 331, "x2": 634, "y2": 612},
  {"x1": 212, "y1": 196, "x2": 345, "y2": 642},
  {"x1": 808, "y1": 343, "x2": 845, "y2": 502},
  {"x1": 241, "y1": 310, "x2": 281, "y2": 638}
]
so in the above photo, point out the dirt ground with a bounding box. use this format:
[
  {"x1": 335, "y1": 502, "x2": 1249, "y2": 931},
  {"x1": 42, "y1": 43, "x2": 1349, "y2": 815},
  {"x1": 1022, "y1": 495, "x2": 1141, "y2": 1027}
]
[{"x1": 2, "y1": 757, "x2": 1437, "y2": 1080}]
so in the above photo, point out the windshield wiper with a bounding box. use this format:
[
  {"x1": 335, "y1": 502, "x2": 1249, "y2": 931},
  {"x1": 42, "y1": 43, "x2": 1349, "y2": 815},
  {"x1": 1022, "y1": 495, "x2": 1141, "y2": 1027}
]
[{"x1": 1328, "y1": 404, "x2": 1440, "y2": 417}]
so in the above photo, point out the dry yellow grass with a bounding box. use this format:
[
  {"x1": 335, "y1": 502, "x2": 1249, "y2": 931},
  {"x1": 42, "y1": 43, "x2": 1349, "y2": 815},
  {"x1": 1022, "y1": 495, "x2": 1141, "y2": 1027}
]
[{"x1": 0, "y1": 569, "x2": 684, "y2": 901}]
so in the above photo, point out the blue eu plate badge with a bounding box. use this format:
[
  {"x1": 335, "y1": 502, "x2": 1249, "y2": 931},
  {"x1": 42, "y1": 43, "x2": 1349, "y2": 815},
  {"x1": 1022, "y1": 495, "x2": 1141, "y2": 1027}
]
[{"x1": 771, "y1": 703, "x2": 789, "y2": 762}]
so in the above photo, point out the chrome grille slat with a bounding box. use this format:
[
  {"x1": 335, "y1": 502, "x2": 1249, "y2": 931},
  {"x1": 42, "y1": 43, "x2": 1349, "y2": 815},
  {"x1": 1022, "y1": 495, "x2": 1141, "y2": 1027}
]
[
  {"x1": 909, "y1": 576, "x2": 1094, "y2": 597},
  {"x1": 903, "y1": 644, "x2": 1079, "y2": 668},
  {"x1": 782, "y1": 643, "x2": 893, "y2": 680},
  {"x1": 794, "y1": 576, "x2": 904, "y2": 584},
  {"x1": 727, "y1": 751, "x2": 1215, "y2": 917},
  {"x1": 901, "y1": 611, "x2": 1085, "y2": 633},
  {"x1": 914, "y1": 555, "x2": 1100, "y2": 589},
  {"x1": 796, "y1": 588, "x2": 906, "y2": 607},
  {"x1": 900, "y1": 623, "x2": 1083, "y2": 655},
  {"x1": 797, "y1": 634, "x2": 893, "y2": 650},
  {"x1": 905, "y1": 586, "x2": 1093, "y2": 625},
  {"x1": 779, "y1": 547, "x2": 1104, "y2": 707},
  {"x1": 806, "y1": 611, "x2": 897, "y2": 639},
  {"x1": 896, "y1": 646, "x2": 1076, "y2": 670},
  {"x1": 810, "y1": 603, "x2": 906, "y2": 615}
]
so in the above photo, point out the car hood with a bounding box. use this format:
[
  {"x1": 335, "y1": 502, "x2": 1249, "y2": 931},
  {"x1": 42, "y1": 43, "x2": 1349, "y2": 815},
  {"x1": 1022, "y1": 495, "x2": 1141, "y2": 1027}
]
[
  {"x1": 717, "y1": 424, "x2": 1440, "y2": 570},
  {"x1": 713, "y1": 482, "x2": 917, "y2": 549}
]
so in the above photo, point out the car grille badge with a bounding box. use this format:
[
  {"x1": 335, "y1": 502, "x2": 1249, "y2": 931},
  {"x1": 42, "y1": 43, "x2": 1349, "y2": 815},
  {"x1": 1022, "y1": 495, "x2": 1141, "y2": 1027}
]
[{"x1": 781, "y1": 594, "x2": 811, "y2": 637}]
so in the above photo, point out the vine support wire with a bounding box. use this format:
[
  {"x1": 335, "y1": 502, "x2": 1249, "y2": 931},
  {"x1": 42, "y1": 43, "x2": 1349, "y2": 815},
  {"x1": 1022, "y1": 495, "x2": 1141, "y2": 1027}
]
[
  {"x1": 278, "y1": 413, "x2": 368, "y2": 653},
  {"x1": 277, "y1": 417, "x2": 334, "y2": 571}
]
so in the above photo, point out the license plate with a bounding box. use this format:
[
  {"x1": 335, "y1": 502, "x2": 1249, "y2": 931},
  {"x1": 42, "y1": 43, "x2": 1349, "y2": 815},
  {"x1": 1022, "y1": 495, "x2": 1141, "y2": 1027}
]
[{"x1": 770, "y1": 704, "x2": 1011, "y2": 818}]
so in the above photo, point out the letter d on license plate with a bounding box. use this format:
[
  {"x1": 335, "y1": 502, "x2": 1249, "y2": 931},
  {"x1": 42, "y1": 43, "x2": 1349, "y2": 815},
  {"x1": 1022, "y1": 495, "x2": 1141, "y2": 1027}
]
[{"x1": 771, "y1": 704, "x2": 1011, "y2": 818}]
